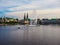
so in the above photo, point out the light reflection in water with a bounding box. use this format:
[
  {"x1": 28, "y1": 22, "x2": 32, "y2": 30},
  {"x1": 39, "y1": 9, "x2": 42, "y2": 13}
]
[{"x1": 0, "y1": 25, "x2": 60, "y2": 45}]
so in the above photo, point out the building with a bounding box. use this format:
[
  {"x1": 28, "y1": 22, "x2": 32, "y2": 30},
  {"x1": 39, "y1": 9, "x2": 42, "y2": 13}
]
[
  {"x1": 20, "y1": 13, "x2": 30, "y2": 25},
  {"x1": 23, "y1": 13, "x2": 30, "y2": 24},
  {"x1": 41, "y1": 18, "x2": 60, "y2": 25},
  {"x1": 0, "y1": 16, "x2": 19, "y2": 25},
  {"x1": 0, "y1": 18, "x2": 3, "y2": 24},
  {"x1": 37, "y1": 18, "x2": 41, "y2": 25}
]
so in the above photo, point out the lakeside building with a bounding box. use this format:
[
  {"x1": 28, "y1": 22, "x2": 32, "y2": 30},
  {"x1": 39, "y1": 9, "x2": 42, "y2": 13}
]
[
  {"x1": 20, "y1": 13, "x2": 30, "y2": 25},
  {"x1": 41, "y1": 19, "x2": 50, "y2": 25},
  {"x1": 0, "y1": 17, "x2": 19, "y2": 25},
  {"x1": 0, "y1": 18, "x2": 2, "y2": 22},
  {"x1": 56, "y1": 19, "x2": 60, "y2": 24},
  {"x1": 0, "y1": 18, "x2": 3, "y2": 24},
  {"x1": 37, "y1": 18, "x2": 41, "y2": 25},
  {"x1": 4, "y1": 17, "x2": 18, "y2": 22},
  {"x1": 37, "y1": 19, "x2": 60, "y2": 25},
  {"x1": 1, "y1": 15, "x2": 60, "y2": 25}
]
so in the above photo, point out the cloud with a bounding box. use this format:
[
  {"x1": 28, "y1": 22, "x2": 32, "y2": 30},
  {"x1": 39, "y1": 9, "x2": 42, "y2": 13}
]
[
  {"x1": 6, "y1": 8, "x2": 60, "y2": 19},
  {"x1": 0, "y1": 0, "x2": 31, "y2": 10},
  {"x1": 0, "y1": 0, "x2": 60, "y2": 10},
  {"x1": 7, "y1": 0, "x2": 60, "y2": 12},
  {"x1": 0, "y1": 0, "x2": 60, "y2": 19}
]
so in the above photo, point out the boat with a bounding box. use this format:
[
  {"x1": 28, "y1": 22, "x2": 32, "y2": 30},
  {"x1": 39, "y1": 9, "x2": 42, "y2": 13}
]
[{"x1": 18, "y1": 27, "x2": 20, "y2": 29}]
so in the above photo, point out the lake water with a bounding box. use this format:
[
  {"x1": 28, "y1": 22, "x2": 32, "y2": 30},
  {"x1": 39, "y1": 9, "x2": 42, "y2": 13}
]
[{"x1": 0, "y1": 25, "x2": 60, "y2": 45}]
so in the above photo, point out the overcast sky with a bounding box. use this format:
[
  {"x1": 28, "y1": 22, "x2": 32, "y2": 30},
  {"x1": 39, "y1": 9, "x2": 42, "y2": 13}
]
[{"x1": 0, "y1": 0, "x2": 60, "y2": 19}]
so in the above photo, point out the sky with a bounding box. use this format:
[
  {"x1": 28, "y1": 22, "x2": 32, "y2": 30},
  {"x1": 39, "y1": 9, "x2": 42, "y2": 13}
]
[{"x1": 0, "y1": 0, "x2": 60, "y2": 19}]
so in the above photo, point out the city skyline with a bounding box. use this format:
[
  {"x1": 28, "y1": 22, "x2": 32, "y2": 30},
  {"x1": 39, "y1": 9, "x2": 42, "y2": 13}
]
[{"x1": 0, "y1": 0, "x2": 60, "y2": 19}]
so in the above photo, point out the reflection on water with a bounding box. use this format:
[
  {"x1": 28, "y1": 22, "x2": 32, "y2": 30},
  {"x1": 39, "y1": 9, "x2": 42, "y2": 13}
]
[{"x1": 0, "y1": 25, "x2": 60, "y2": 45}]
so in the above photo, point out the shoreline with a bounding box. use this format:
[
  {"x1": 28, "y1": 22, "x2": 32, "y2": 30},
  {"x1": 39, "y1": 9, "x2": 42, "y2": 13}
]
[
  {"x1": 0, "y1": 24, "x2": 20, "y2": 26},
  {"x1": 0, "y1": 24, "x2": 60, "y2": 26}
]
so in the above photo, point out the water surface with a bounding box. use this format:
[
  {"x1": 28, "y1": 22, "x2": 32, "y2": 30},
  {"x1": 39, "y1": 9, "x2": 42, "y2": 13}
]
[{"x1": 0, "y1": 25, "x2": 60, "y2": 45}]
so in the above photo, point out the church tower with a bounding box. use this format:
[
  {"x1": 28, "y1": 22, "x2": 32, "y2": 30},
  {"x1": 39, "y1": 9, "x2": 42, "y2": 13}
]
[
  {"x1": 23, "y1": 12, "x2": 30, "y2": 24},
  {"x1": 24, "y1": 12, "x2": 29, "y2": 20},
  {"x1": 27, "y1": 13, "x2": 28, "y2": 19},
  {"x1": 24, "y1": 13, "x2": 26, "y2": 20}
]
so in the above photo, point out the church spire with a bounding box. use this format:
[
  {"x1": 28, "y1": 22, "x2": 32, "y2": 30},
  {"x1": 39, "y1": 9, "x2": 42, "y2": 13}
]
[
  {"x1": 27, "y1": 13, "x2": 28, "y2": 19},
  {"x1": 24, "y1": 13, "x2": 26, "y2": 20}
]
